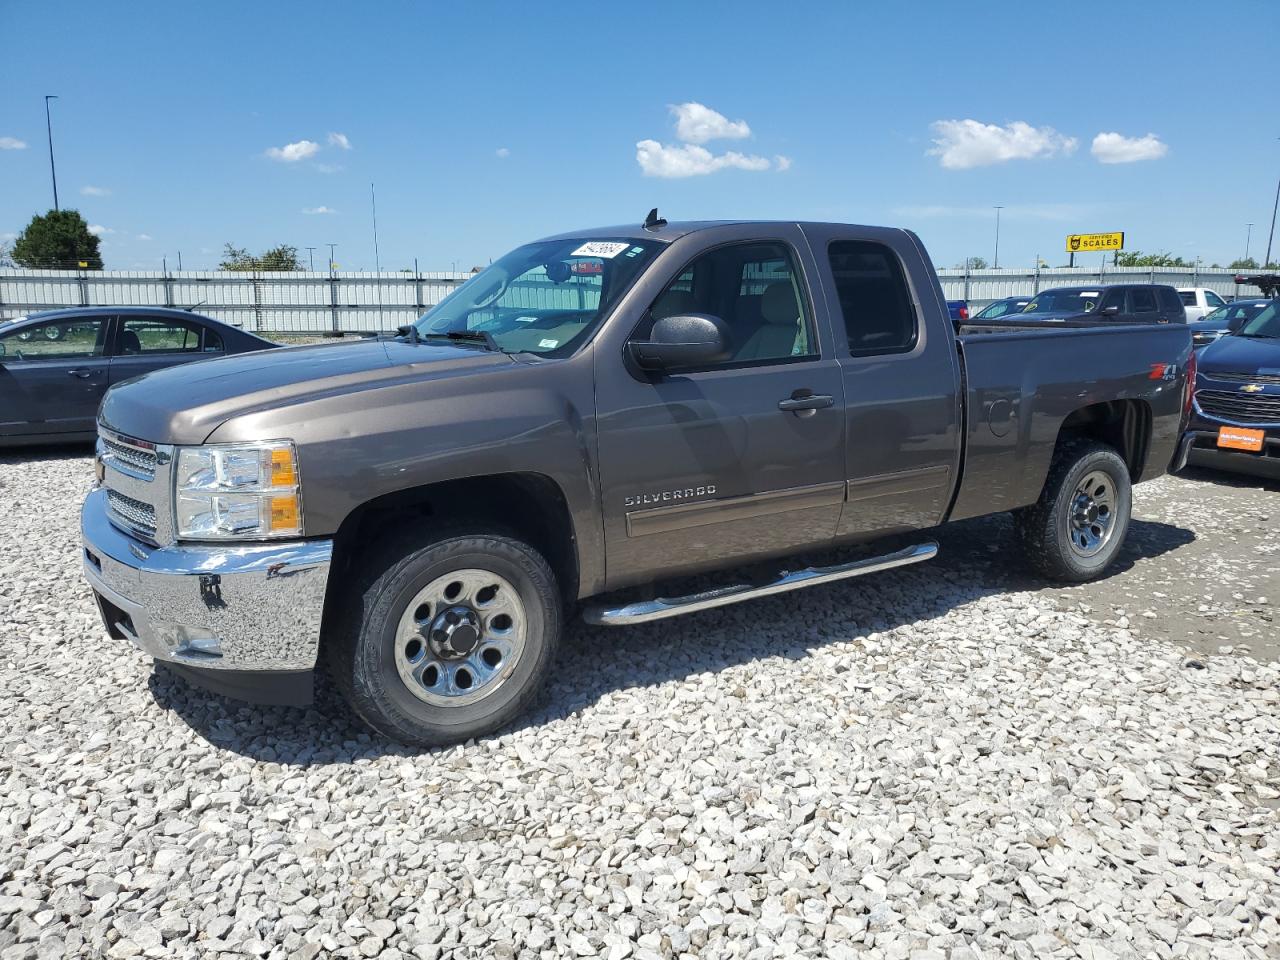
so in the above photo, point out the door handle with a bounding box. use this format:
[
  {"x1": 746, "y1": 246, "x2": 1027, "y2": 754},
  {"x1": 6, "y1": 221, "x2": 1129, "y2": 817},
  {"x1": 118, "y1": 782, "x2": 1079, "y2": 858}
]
[
  {"x1": 778, "y1": 392, "x2": 834, "y2": 413},
  {"x1": 67, "y1": 369, "x2": 99, "y2": 379}
]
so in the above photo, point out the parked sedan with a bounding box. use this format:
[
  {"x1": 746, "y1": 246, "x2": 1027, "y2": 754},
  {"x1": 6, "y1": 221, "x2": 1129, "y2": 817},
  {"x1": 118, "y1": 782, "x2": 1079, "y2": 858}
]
[
  {"x1": 0, "y1": 307, "x2": 277, "y2": 445},
  {"x1": 1188, "y1": 298, "x2": 1270, "y2": 349}
]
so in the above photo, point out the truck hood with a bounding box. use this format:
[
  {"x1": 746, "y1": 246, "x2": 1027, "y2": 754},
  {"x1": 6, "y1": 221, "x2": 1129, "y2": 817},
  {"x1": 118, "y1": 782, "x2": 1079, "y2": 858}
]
[
  {"x1": 1196, "y1": 334, "x2": 1280, "y2": 377},
  {"x1": 100, "y1": 338, "x2": 516, "y2": 444}
]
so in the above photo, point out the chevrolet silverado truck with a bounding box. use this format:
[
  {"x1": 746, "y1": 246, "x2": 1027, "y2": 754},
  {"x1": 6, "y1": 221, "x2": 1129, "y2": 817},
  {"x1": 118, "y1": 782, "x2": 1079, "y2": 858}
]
[{"x1": 81, "y1": 216, "x2": 1193, "y2": 746}]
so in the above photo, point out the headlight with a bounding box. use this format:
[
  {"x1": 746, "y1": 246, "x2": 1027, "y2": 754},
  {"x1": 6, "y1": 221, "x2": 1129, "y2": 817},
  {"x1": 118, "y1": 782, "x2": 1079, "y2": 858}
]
[{"x1": 174, "y1": 441, "x2": 302, "y2": 540}]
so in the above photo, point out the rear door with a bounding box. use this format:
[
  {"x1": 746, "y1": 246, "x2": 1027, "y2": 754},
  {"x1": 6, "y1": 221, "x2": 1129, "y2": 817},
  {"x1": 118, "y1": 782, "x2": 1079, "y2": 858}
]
[
  {"x1": 0, "y1": 314, "x2": 113, "y2": 438},
  {"x1": 801, "y1": 226, "x2": 963, "y2": 541},
  {"x1": 109, "y1": 315, "x2": 225, "y2": 386}
]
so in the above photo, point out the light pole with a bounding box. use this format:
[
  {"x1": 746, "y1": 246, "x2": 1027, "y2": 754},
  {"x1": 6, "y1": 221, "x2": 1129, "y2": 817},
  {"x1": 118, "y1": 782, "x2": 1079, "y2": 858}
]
[
  {"x1": 327, "y1": 243, "x2": 337, "y2": 271},
  {"x1": 305, "y1": 246, "x2": 316, "y2": 271},
  {"x1": 44, "y1": 95, "x2": 59, "y2": 212},
  {"x1": 1245, "y1": 223, "x2": 1254, "y2": 264},
  {"x1": 993, "y1": 206, "x2": 1004, "y2": 269}
]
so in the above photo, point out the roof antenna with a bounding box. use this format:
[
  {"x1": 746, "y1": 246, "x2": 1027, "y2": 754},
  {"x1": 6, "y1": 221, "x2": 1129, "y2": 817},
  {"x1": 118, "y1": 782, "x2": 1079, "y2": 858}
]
[{"x1": 643, "y1": 207, "x2": 667, "y2": 231}]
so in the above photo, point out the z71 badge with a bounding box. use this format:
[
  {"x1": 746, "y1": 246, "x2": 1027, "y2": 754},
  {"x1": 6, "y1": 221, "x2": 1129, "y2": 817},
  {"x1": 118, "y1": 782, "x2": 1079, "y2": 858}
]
[{"x1": 624, "y1": 485, "x2": 716, "y2": 509}]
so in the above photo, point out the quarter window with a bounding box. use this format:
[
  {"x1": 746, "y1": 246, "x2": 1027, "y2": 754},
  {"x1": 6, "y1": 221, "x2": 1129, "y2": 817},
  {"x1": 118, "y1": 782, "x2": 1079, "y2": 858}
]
[
  {"x1": 826, "y1": 241, "x2": 917, "y2": 356},
  {"x1": 646, "y1": 242, "x2": 815, "y2": 366}
]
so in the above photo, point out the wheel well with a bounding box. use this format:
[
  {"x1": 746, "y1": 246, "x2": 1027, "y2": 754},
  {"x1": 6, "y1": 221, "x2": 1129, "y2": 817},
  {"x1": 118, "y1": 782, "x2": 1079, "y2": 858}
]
[
  {"x1": 329, "y1": 473, "x2": 579, "y2": 604},
  {"x1": 1056, "y1": 400, "x2": 1151, "y2": 480}
]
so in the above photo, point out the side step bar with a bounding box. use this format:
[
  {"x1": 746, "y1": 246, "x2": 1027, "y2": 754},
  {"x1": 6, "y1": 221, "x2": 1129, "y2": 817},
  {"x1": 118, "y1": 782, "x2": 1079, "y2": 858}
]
[{"x1": 582, "y1": 542, "x2": 938, "y2": 627}]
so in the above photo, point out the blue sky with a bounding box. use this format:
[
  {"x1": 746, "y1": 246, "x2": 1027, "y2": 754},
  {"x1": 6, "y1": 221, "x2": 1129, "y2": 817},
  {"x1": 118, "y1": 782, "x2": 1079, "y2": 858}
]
[{"x1": 2, "y1": 0, "x2": 1277, "y2": 272}]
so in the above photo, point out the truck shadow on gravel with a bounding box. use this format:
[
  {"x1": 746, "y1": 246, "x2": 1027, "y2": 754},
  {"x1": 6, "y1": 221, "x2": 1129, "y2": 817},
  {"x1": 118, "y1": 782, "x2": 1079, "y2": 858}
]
[{"x1": 146, "y1": 515, "x2": 1195, "y2": 763}]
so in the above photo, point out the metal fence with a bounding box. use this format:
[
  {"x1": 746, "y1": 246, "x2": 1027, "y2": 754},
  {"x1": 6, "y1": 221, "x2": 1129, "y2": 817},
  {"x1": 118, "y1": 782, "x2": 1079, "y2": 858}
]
[{"x1": 0, "y1": 265, "x2": 1262, "y2": 334}]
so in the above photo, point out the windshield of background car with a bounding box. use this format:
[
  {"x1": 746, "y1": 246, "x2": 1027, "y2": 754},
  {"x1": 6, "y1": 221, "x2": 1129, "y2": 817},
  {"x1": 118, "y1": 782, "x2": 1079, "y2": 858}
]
[
  {"x1": 1021, "y1": 289, "x2": 1102, "y2": 314},
  {"x1": 414, "y1": 238, "x2": 661, "y2": 356},
  {"x1": 1236, "y1": 301, "x2": 1280, "y2": 338},
  {"x1": 975, "y1": 299, "x2": 1028, "y2": 319}
]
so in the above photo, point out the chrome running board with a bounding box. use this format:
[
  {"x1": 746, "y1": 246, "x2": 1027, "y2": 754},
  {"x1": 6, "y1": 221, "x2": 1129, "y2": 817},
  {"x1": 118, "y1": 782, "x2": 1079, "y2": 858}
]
[{"x1": 582, "y1": 542, "x2": 938, "y2": 627}]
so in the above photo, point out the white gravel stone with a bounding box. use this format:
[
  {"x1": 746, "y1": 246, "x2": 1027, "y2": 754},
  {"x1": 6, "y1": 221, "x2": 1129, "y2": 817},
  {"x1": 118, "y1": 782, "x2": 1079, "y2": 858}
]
[{"x1": 1, "y1": 454, "x2": 1278, "y2": 960}]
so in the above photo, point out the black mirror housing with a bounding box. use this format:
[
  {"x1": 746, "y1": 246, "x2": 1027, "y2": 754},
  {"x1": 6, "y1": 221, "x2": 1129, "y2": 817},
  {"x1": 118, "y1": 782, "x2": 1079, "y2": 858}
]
[
  {"x1": 1100, "y1": 305, "x2": 1121, "y2": 316},
  {"x1": 628, "y1": 313, "x2": 731, "y2": 372}
]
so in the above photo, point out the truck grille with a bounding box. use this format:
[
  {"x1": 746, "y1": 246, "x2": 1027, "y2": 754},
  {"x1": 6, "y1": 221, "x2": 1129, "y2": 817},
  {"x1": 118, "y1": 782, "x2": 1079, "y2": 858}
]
[
  {"x1": 101, "y1": 434, "x2": 158, "y2": 479},
  {"x1": 106, "y1": 489, "x2": 158, "y2": 539},
  {"x1": 1209, "y1": 371, "x2": 1280, "y2": 385},
  {"x1": 1195, "y1": 389, "x2": 1280, "y2": 425}
]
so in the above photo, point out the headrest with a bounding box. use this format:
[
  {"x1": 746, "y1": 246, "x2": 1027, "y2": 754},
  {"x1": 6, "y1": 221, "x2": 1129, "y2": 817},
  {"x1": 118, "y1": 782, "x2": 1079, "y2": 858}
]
[{"x1": 761, "y1": 282, "x2": 798, "y2": 325}]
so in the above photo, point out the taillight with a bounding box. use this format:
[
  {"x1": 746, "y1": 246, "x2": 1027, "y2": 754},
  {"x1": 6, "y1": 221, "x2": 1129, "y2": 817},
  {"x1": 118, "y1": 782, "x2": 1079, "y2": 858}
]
[
  {"x1": 1184, "y1": 349, "x2": 1197, "y2": 417},
  {"x1": 959, "y1": 305, "x2": 969, "y2": 321}
]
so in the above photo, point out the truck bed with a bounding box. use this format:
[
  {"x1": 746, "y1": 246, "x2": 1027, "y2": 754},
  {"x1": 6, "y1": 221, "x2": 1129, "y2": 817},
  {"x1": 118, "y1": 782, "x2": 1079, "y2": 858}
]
[{"x1": 947, "y1": 321, "x2": 1192, "y2": 522}]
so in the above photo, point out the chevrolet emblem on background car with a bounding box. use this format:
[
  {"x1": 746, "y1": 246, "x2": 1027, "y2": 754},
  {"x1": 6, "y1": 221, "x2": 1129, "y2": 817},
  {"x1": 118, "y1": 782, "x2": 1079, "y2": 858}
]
[{"x1": 1240, "y1": 384, "x2": 1265, "y2": 393}]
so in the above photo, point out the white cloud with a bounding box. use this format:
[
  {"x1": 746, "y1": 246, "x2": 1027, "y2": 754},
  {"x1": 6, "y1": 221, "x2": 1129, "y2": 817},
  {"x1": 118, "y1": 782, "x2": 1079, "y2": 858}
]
[
  {"x1": 327, "y1": 131, "x2": 351, "y2": 150},
  {"x1": 265, "y1": 139, "x2": 320, "y2": 162},
  {"x1": 1091, "y1": 131, "x2": 1168, "y2": 164},
  {"x1": 670, "y1": 102, "x2": 751, "y2": 144},
  {"x1": 636, "y1": 140, "x2": 777, "y2": 178},
  {"x1": 0, "y1": 137, "x2": 26, "y2": 150},
  {"x1": 928, "y1": 119, "x2": 1078, "y2": 169},
  {"x1": 495, "y1": 147, "x2": 511, "y2": 158},
  {"x1": 137, "y1": 233, "x2": 153, "y2": 241},
  {"x1": 314, "y1": 163, "x2": 343, "y2": 174},
  {"x1": 302, "y1": 206, "x2": 337, "y2": 215},
  {"x1": 774, "y1": 155, "x2": 792, "y2": 172},
  {"x1": 87, "y1": 224, "x2": 114, "y2": 236},
  {"x1": 81, "y1": 185, "x2": 111, "y2": 196}
]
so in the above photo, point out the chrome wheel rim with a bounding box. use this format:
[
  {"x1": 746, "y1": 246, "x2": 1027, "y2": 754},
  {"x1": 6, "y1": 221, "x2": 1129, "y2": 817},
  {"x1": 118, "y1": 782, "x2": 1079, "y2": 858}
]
[
  {"x1": 393, "y1": 568, "x2": 526, "y2": 706},
  {"x1": 1068, "y1": 470, "x2": 1117, "y2": 558}
]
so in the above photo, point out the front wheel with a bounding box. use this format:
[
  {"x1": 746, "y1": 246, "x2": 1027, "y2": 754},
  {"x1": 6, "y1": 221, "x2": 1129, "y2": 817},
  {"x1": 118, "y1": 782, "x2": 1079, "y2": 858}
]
[
  {"x1": 1013, "y1": 441, "x2": 1132, "y2": 582},
  {"x1": 329, "y1": 531, "x2": 562, "y2": 747}
]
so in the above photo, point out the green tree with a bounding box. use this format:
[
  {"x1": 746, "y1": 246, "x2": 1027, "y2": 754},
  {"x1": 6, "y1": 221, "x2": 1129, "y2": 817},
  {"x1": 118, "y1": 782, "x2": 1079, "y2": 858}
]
[
  {"x1": 1112, "y1": 250, "x2": 1190, "y2": 268},
  {"x1": 1229, "y1": 257, "x2": 1260, "y2": 270},
  {"x1": 957, "y1": 256, "x2": 988, "y2": 270},
  {"x1": 11, "y1": 209, "x2": 103, "y2": 269},
  {"x1": 219, "y1": 242, "x2": 302, "y2": 271}
]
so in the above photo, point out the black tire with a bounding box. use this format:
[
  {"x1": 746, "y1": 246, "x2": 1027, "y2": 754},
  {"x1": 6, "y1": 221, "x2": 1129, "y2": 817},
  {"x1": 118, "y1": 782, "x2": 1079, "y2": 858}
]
[
  {"x1": 1013, "y1": 440, "x2": 1132, "y2": 582},
  {"x1": 328, "y1": 530, "x2": 561, "y2": 747}
]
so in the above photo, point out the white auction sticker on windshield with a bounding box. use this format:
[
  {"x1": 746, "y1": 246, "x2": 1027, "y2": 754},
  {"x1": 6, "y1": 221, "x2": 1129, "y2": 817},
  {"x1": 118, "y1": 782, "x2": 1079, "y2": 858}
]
[
  {"x1": 538, "y1": 338, "x2": 559, "y2": 348},
  {"x1": 571, "y1": 241, "x2": 629, "y2": 259}
]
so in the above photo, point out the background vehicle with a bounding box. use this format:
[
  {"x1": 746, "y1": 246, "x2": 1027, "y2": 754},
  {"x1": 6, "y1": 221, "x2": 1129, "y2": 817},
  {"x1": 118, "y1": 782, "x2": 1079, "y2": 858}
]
[
  {"x1": 972, "y1": 296, "x2": 1031, "y2": 321},
  {"x1": 1189, "y1": 298, "x2": 1270, "y2": 349},
  {"x1": 946, "y1": 299, "x2": 969, "y2": 322},
  {"x1": 1181, "y1": 290, "x2": 1280, "y2": 479},
  {"x1": 0, "y1": 307, "x2": 277, "y2": 445},
  {"x1": 1010, "y1": 284, "x2": 1186, "y2": 324},
  {"x1": 82, "y1": 218, "x2": 1192, "y2": 746},
  {"x1": 1177, "y1": 287, "x2": 1229, "y2": 322}
]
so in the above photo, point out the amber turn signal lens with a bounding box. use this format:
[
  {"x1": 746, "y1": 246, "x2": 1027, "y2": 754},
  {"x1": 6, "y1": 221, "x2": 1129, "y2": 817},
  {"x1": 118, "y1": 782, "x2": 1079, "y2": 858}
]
[
  {"x1": 270, "y1": 447, "x2": 297, "y2": 487},
  {"x1": 269, "y1": 494, "x2": 301, "y2": 532}
]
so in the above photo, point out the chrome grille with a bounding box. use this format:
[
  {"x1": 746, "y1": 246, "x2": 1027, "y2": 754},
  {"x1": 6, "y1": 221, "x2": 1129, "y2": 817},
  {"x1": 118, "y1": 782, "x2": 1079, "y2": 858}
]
[
  {"x1": 1195, "y1": 389, "x2": 1280, "y2": 426},
  {"x1": 106, "y1": 489, "x2": 158, "y2": 539},
  {"x1": 1208, "y1": 371, "x2": 1280, "y2": 385},
  {"x1": 101, "y1": 434, "x2": 158, "y2": 479}
]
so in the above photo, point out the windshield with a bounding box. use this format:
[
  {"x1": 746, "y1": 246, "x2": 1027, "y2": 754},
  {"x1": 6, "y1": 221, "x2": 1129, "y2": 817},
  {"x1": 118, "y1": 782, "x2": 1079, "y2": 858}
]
[
  {"x1": 413, "y1": 238, "x2": 661, "y2": 355},
  {"x1": 1236, "y1": 301, "x2": 1280, "y2": 338},
  {"x1": 975, "y1": 298, "x2": 1029, "y2": 320},
  {"x1": 1021, "y1": 289, "x2": 1104, "y2": 315}
]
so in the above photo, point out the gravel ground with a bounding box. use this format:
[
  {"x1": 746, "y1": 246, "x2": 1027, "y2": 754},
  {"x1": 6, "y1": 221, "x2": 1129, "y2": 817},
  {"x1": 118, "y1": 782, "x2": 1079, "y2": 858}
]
[{"x1": 1, "y1": 450, "x2": 1277, "y2": 960}]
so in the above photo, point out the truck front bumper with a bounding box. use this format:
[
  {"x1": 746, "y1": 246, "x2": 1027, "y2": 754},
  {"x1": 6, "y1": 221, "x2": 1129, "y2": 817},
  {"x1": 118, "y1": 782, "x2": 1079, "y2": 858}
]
[{"x1": 80, "y1": 488, "x2": 333, "y2": 706}]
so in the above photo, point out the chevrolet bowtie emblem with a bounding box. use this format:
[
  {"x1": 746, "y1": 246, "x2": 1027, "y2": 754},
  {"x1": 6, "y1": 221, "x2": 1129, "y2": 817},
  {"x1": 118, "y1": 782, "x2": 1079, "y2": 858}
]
[{"x1": 1240, "y1": 383, "x2": 1265, "y2": 393}]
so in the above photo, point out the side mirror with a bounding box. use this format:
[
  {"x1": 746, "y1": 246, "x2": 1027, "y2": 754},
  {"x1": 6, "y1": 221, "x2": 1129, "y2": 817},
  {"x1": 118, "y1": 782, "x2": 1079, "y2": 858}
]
[
  {"x1": 628, "y1": 314, "x2": 730, "y2": 372},
  {"x1": 1100, "y1": 305, "x2": 1121, "y2": 316}
]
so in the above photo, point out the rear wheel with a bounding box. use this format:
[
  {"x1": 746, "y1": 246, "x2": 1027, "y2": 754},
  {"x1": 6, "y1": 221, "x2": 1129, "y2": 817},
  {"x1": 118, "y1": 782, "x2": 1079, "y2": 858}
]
[
  {"x1": 330, "y1": 531, "x2": 561, "y2": 747},
  {"x1": 1013, "y1": 441, "x2": 1132, "y2": 582}
]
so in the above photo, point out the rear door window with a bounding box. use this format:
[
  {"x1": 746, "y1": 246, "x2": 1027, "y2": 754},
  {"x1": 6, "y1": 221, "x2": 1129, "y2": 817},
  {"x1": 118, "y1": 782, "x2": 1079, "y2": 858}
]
[
  {"x1": 1129, "y1": 288, "x2": 1157, "y2": 314},
  {"x1": 120, "y1": 318, "x2": 204, "y2": 354},
  {"x1": 826, "y1": 241, "x2": 918, "y2": 356}
]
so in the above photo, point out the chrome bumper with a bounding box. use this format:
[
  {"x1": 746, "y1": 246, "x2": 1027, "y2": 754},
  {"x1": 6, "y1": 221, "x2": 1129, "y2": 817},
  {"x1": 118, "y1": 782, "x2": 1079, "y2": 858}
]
[{"x1": 80, "y1": 488, "x2": 333, "y2": 672}]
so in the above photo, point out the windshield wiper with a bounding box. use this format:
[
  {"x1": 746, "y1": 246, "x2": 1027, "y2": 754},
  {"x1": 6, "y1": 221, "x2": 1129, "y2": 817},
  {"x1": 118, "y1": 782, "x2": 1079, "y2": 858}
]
[{"x1": 418, "y1": 329, "x2": 504, "y2": 352}]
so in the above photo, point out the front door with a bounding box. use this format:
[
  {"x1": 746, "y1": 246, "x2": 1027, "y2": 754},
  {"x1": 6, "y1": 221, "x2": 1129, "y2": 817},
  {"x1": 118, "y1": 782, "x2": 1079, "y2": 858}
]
[
  {"x1": 595, "y1": 234, "x2": 847, "y2": 589},
  {"x1": 0, "y1": 315, "x2": 112, "y2": 438}
]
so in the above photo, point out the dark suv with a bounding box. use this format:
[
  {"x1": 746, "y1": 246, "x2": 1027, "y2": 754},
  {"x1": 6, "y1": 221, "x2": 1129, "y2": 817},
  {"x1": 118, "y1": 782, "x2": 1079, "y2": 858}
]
[{"x1": 1014, "y1": 285, "x2": 1186, "y2": 324}]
